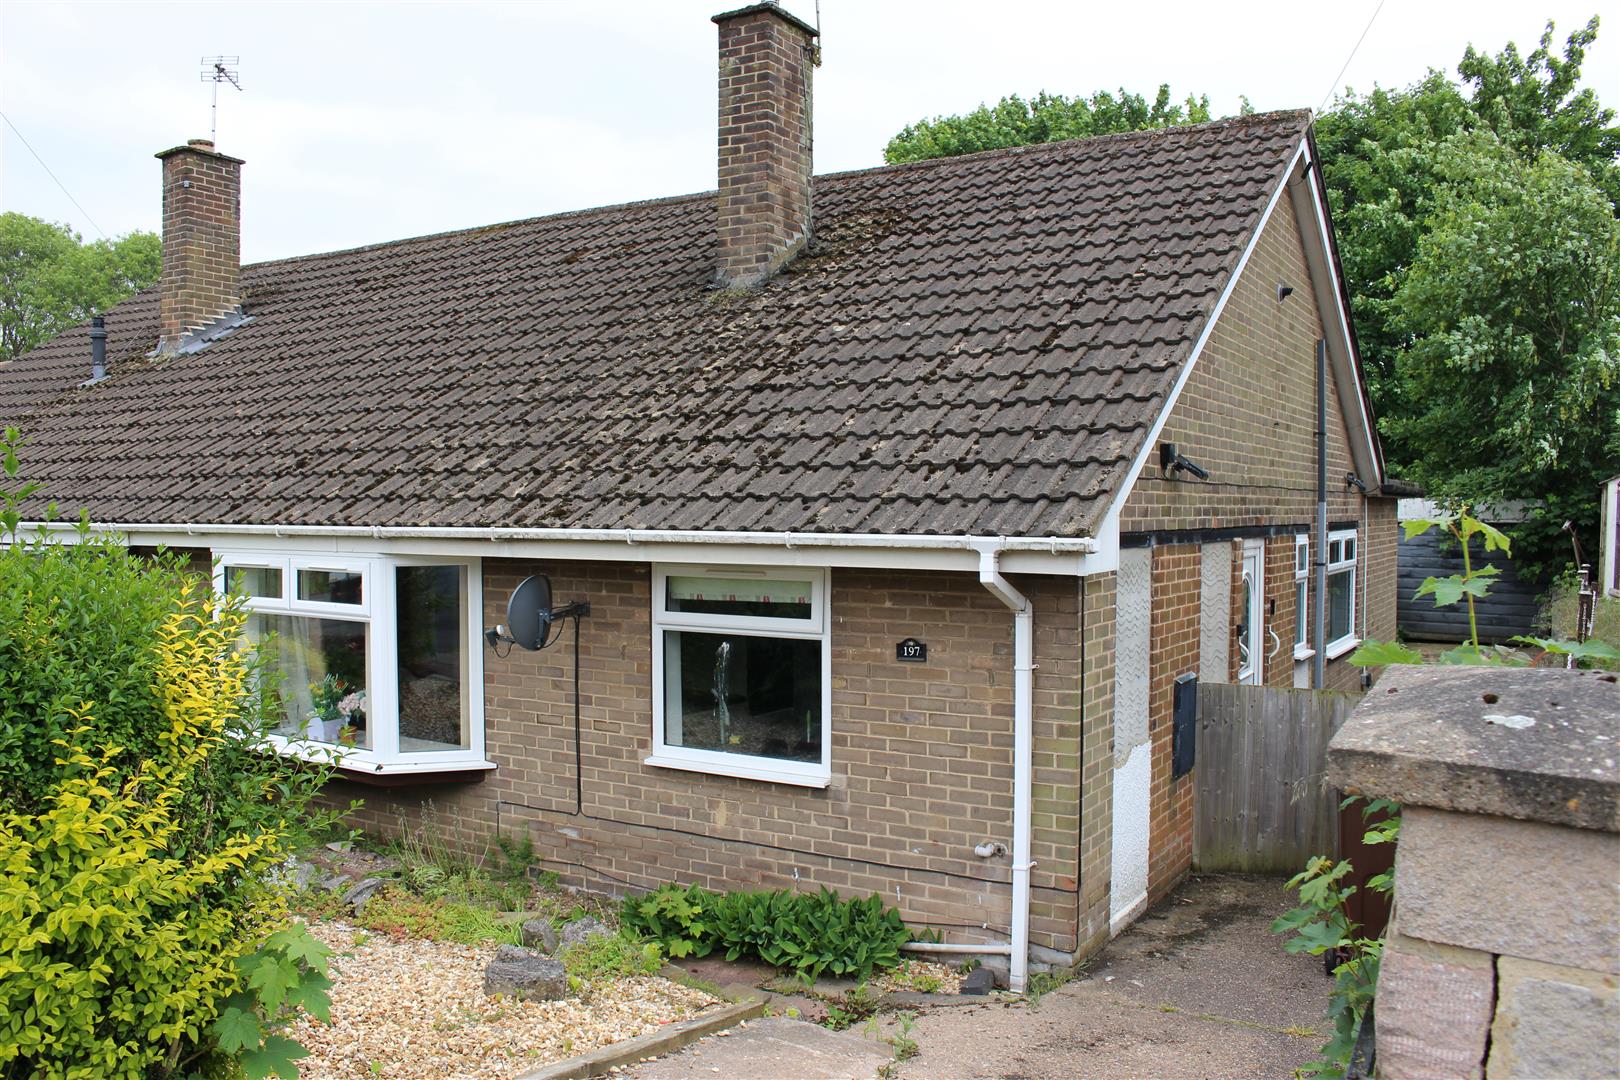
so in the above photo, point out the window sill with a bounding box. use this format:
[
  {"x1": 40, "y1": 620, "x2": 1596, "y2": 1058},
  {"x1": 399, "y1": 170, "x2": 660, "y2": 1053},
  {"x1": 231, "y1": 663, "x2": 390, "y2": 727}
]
[
  {"x1": 1293, "y1": 645, "x2": 1316, "y2": 662},
  {"x1": 268, "y1": 734, "x2": 495, "y2": 780},
  {"x1": 644, "y1": 752, "x2": 831, "y2": 789},
  {"x1": 1325, "y1": 636, "x2": 1361, "y2": 661}
]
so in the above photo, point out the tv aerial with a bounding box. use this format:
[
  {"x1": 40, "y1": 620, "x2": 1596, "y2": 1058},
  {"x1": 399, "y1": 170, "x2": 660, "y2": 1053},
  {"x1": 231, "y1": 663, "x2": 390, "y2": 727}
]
[
  {"x1": 485, "y1": 575, "x2": 591, "y2": 653},
  {"x1": 200, "y1": 56, "x2": 243, "y2": 144}
]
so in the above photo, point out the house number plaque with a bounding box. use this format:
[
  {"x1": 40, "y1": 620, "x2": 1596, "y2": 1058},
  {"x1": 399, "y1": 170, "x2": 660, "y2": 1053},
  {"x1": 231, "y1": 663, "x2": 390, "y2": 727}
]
[{"x1": 896, "y1": 638, "x2": 928, "y2": 662}]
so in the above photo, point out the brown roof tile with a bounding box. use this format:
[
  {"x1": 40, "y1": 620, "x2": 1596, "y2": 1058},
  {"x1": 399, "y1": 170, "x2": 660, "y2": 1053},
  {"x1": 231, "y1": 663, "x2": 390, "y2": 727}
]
[{"x1": 1, "y1": 111, "x2": 1309, "y2": 537}]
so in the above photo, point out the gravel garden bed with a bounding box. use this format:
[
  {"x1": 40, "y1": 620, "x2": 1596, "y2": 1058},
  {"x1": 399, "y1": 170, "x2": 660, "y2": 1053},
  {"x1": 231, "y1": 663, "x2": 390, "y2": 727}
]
[{"x1": 287, "y1": 922, "x2": 721, "y2": 1080}]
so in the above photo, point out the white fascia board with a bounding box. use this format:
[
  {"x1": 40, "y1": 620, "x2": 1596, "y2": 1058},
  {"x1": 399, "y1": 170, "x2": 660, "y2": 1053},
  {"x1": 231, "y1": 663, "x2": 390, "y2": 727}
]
[
  {"x1": 1093, "y1": 140, "x2": 1306, "y2": 544},
  {"x1": 27, "y1": 521, "x2": 1104, "y2": 576},
  {"x1": 1289, "y1": 141, "x2": 1383, "y2": 489}
]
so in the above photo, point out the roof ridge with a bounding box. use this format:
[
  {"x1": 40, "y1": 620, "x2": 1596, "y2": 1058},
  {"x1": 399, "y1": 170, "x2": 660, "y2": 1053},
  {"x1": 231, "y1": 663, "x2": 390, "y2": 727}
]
[
  {"x1": 815, "y1": 107, "x2": 1314, "y2": 183},
  {"x1": 244, "y1": 108, "x2": 1312, "y2": 273}
]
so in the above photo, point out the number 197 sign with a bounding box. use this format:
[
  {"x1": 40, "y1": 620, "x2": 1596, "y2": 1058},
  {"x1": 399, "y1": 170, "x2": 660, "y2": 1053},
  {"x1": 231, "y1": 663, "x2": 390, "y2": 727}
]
[{"x1": 896, "y1": 638, "x2": 927, "y2": 663}]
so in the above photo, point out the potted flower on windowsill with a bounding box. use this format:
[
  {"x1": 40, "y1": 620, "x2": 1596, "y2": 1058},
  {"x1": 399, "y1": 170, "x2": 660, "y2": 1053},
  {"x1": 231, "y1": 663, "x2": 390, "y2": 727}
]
[{"x1": 309, "y1": 674, "x2": 366, "y2": 744}]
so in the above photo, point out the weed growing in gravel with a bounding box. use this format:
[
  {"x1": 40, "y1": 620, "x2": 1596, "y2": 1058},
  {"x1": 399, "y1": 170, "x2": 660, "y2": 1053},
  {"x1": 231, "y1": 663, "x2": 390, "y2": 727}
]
[
  {"x1": 883, "y1": 960, "x2": 943, "y2": 994},
  {"x1": 358, "y1": 887, "x2": 522, "y2": 946},
  {"x1": 558, "y1": 933, "x2": 663, "y2": 983}
]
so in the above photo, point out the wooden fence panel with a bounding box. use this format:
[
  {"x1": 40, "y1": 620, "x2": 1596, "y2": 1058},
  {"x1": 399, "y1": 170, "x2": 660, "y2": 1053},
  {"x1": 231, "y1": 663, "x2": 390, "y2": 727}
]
[{"x1": 1194, "y1": 683, "x2": 1363, "y2": 874}]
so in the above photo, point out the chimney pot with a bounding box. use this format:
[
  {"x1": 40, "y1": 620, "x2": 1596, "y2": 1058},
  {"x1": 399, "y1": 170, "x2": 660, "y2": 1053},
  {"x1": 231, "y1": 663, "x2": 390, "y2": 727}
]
[{"x1": 712, "y1": 2, "x2": 817, "y2": 289}]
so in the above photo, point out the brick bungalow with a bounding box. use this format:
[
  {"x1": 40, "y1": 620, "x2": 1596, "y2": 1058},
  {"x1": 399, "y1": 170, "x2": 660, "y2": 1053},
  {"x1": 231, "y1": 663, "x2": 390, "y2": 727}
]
[{"x1": 1, "y1": 3, "x2": 1398, "y2": 990}]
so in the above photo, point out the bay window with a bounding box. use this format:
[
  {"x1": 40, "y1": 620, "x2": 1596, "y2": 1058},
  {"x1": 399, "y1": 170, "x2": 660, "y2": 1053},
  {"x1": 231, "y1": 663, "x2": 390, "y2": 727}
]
[
  {"x1": 647, "y1": 565, "x2": 831, "y2": 787},
  {"x1": 217, "y1": 552, "x2": 487, "y2": 773},
  {"x1": 1326, "y1": 529, "x2": 1358, "y2": 657}
]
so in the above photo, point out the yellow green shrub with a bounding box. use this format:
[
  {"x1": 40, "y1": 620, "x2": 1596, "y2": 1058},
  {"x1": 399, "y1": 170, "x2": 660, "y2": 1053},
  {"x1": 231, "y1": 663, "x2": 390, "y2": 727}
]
[{"x1": 0, "y1": 590, "x2": 326, "y2": 1078}]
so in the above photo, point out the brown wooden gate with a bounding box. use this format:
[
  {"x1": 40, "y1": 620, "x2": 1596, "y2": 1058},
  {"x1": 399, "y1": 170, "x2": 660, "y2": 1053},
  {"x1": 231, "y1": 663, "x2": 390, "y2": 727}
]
[{"x1": 1193, "y1": 683, "x2": 1363, "y2": 874}]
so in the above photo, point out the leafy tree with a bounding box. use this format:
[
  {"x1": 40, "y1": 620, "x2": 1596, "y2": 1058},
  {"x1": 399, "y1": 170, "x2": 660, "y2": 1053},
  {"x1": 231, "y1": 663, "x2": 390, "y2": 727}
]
[
  {"x1": 883, "y1": 85, "x2": 1232, "y2": 164},
  {"x1": 1314, "y1": 17, "x2": 1619, "y2": 462},
  {"x1": 1387, "y1": 133, "x2": 1619, "y2": 578},
  {"x1": 0, "y1": 212, "x2": 159, "y2": 361}
]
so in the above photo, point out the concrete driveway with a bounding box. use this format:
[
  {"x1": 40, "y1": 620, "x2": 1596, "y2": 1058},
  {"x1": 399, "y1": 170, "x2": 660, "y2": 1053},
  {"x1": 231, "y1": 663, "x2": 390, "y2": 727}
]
[
  {"x1": 626, "y1": 873, "x2": 1330, "y2": 1080},
  {"x1": 888, "y1": 873, "x2": 1330, "y2": 1079}
]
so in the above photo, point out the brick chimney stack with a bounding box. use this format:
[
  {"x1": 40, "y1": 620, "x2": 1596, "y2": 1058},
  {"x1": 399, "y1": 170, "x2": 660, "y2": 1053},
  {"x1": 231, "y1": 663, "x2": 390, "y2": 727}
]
[
  {"x1": 712, "y1": 3, "x2": 818, "y2": 289},
  {"x1": 155, "y1": 139, "x2": 244, "y2": 351}
]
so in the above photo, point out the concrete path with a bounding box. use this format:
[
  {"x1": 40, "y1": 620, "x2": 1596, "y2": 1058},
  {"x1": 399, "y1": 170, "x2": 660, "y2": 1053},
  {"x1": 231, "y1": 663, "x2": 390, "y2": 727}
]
[
  {"x1": 626, "y1": 873, "x2": 1329, "y2": 1080},
  {"x1": 624, "y1": 1015, "x2": 891, "y2": 1079}
]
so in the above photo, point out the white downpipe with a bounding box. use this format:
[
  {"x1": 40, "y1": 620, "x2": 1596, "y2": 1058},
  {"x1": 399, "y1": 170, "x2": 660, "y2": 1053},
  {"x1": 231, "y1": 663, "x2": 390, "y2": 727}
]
[{"x1": 973, "y1": 543, "x2": 1034, "y2": 994}]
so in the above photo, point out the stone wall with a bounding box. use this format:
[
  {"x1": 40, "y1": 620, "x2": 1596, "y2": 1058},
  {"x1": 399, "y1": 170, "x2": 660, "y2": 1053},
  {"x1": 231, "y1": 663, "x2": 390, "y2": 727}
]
[{"x1": 1329, "y1": 665, "x2": 1619, "y2": 1079}]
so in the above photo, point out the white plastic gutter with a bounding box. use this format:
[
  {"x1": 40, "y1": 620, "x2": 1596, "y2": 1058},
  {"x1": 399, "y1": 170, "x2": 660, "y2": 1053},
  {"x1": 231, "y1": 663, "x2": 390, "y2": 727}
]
[
  {"x1": 25, "y1": 519, "x2": 1098, "y2": 555},
  {"x1": 972, "y1": 541, "x2": 1035, "y2": 994}
]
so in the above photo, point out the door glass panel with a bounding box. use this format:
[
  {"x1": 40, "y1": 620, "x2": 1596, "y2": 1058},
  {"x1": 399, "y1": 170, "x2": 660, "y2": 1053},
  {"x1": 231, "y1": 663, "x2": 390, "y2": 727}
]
[{"x1": 1237, "y1": 571, "x2": 1254, "y2": 675}]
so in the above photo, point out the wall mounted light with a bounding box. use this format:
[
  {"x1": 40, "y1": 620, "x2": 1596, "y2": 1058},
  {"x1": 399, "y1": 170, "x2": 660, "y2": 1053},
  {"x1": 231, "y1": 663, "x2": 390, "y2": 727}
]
[
  {"x1": 1345, "y1": 472, "x2": 1369, "y2": 494},
  {"x1": 1277, "y1": 283, "x2": 1295, "y2": 302},
  {"x1": 1160, "y1": 442, "x2": 1210, "y2": 481}
]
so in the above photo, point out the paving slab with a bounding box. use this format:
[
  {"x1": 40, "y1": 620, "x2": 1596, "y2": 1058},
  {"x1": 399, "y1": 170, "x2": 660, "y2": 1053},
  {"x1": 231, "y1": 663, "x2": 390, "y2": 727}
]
[{"x1": 623, "y1": 1016, "x2": 891, "y2": 1079}]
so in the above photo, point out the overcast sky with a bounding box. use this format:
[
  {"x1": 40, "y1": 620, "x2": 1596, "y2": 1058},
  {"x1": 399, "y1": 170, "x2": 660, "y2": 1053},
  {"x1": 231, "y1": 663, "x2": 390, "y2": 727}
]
[{"x1": 3, "y1": 1, "x2": 1616, "y2": 264}]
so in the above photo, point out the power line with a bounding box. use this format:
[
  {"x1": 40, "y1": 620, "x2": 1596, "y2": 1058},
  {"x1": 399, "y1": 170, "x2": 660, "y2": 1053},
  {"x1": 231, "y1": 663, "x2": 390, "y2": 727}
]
[
  {"x1": 0, "y1": 110, "x2": 109, "y2": 239},
  {"x1": 1317, "y1": 0, "x2": 1387, "y2": 114}
]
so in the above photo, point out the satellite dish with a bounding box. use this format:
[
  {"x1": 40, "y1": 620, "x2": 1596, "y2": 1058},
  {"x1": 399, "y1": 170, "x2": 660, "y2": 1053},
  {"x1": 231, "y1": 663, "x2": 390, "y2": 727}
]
[{"x1": 506, "y1": 574, "x2": 554, "y2": 651}]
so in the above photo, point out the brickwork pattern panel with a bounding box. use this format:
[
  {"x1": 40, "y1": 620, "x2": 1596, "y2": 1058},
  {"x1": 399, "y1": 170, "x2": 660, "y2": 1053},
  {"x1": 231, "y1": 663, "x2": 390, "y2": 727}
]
[
  {"x1": 1147, "y1": 544, "x2": 1200, "y2": 901},
  {"x1": 337, "y1": 560, "x2": 1091, "y2": 954}
]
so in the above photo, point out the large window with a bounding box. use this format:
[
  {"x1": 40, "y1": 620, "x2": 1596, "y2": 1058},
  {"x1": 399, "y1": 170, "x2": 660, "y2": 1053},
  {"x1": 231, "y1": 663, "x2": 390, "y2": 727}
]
[
  {"x1": 648, "y1": 565, "x2": 830, "y2": 787},
  {"x1": 1326, "y1": 529, "x2": 1358, "y2": 657},
  {"x1": 218, "y1": 553, "x2": 486, "y2": 773}
]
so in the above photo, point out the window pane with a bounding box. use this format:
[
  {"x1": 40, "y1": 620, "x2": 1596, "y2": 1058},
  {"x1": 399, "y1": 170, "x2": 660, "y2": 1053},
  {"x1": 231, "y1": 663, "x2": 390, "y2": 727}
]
[
  {"x1": 1296, "y1": 581, "x2": 1308, "y2": 646},
  {"x1": 663, "y1": 630, "x2": 820, "y2": 763},
  {"x1": 667, "y1": 575, "x2": 812, "y2": 620},
  {"x1": 226, "y1": 565, "x2": 282, "y2": 599},
  {"x1": 397, "y1": 565, "x2": 469, "y2": 753},
  {"x1": 1295, "y1": 541, "x2": 1308, "y2": 576},
  {"x1": 1328, "y1": 569, "x2": 1353, "y2": 642},
  {"x1": 245, "y1": 613, "x2": 370, "y2": 748},
  {"x1": 298, "y1": 568, "x2": 363, "y2": 605}
]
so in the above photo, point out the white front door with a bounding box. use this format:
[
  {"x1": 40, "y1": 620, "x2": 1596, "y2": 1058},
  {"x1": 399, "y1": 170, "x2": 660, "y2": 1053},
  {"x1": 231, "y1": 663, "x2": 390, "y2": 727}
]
[{"x1": 1237, "y1": 539, "x2": 1265, "y2": 685}]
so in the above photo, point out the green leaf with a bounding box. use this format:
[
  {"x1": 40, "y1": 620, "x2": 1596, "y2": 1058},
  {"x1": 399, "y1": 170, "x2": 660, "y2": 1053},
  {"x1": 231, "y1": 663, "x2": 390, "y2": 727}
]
[
  {"x1": 239, "y1": 1035, "x2": 310, "y2": 1080},
  {"x1": 247, "y1": 953, "x2": 295, "y2": 1013},
  {"x1": 1414, "y1": 573, "x2": 1489, "y2": 607},
  {"x1": 210, "y1": 1004, "x2": 263, "y2": 1055},
  {"x1": 1459, "y1": 515, "x2": 1511, "y2": 554},
  {"x1": 1401, "y1": 516, "x2": 1451, "y2": 540},
  {"x1": 1347, "y1": 640, "x2": 1423, "y2": 667}
]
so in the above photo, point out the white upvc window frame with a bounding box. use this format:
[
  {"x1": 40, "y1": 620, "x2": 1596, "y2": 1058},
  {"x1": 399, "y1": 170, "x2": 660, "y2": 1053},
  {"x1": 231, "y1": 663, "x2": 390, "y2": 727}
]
[
  {"x1": 1293, "y1": 534, "x2": 1314, "y2": 661},
  {"x1": 216, "y1": 550, "x2": 490, "y2": 776},
  {"x1": 1325, "y1": 528, "x2": 1359, "y2": 659},
  {"x1": 647, "y1": 563, "x2": 832, "y2": 788}
]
